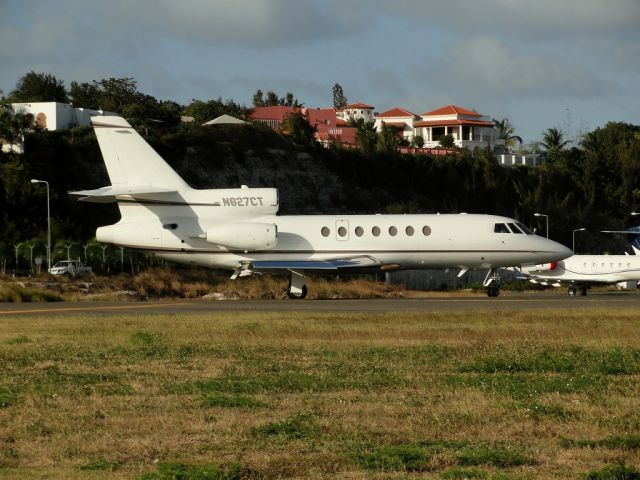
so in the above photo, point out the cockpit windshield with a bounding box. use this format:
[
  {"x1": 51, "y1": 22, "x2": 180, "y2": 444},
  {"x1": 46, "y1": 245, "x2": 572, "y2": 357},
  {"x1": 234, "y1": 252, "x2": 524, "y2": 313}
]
[
  {"x1": 494, "y1": 222, "x2": 533, "y2": 234},
  {"x1": 516, "y1": 222, "x2": 533, "y2": 234}
]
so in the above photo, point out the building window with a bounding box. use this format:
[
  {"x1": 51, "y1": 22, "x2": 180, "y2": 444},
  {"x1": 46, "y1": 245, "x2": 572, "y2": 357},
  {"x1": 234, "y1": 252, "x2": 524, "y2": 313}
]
[
  {"x1": 321, "y1": 226, "x2": 330, "y2": 237},
  {"x1": 405, "y1": 226, "x2": 415, "y2": 236},
  {"x1": 372, "y1": 226, "x2": 381, "y2": 237},
  {"x1": 422, "y1": 225, "x2": 432, "y2": 236},
  {"x1": 355, "y1": 226, "x2": 364, "y2": 237}
]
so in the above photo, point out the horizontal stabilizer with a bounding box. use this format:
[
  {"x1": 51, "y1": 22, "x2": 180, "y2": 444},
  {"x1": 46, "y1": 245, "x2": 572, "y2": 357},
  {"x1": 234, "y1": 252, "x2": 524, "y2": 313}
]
[{"x1": 69, "y1": 185, "x2": 177, "y2": 203}]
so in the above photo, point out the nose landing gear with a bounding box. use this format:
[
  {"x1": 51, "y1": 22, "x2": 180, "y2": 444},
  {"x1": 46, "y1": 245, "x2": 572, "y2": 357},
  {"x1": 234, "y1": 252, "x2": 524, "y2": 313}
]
[{"x1": 483, "y1": 268, "x2": 501, "y2": 297}]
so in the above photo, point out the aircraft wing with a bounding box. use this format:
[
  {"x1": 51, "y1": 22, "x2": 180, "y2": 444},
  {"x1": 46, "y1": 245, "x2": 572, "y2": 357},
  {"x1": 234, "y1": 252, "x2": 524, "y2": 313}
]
[
  {"x1": 248, "y1": 255, "x2": 397, "y2": 274},
  {"x1": 68, "y1": 185, "x2": 177, "y2": 203}
]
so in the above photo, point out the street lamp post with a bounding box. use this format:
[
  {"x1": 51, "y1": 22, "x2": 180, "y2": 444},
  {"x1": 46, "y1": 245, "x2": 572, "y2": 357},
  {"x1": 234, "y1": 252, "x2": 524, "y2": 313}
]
[
  {"x1": 572, "y1": 228, "x2": 586, "y2": 252},
  {"x1": 30, "y1": 179, "x2": 51, "y2": 272},
  {"x1": 534, "y1": 213, "x2": 549, "y2": 238}
]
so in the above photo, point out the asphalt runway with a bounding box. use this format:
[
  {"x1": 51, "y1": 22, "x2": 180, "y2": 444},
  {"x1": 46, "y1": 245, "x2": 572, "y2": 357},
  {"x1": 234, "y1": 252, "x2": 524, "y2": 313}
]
[{"x1": 1, "y1": 291, "x2": 639, "y2": 316}]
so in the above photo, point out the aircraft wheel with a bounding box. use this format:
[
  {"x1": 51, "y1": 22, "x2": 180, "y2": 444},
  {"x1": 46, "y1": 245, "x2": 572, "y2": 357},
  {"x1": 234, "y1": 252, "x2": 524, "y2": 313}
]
[
  {"x1": 568, "y1": 286, "x2": 577, "y2": 297},
  {"x1": 287, "y1": 285, "x2": 308, "y2": 299},
  {"x1": 487, "y1": 286, "x2": 500, "y2": 297},
  {"x1": 579, "y1": 286, "x2": 588, "y2": 296}
]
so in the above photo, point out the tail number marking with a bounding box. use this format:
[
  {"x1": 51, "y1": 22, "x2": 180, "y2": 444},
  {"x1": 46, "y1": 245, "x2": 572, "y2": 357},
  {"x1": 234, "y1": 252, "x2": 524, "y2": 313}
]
[{"x1": 222, "y1": 197, "x2": 264, "y2": 207}]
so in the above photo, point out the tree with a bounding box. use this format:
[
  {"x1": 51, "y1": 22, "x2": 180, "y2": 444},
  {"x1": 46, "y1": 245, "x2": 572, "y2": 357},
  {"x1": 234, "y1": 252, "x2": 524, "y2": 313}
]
[
  {"x1": 540, "y1": 127, "x2": 571, "y2": 165},
  {"x1": 541, "y1": 127, "x2": 571, "y2": 151},
  {"x1": 377, "y1": 123, "x2": 400, "y2": 154},
  {"x1": 439, "y1": 134, "x2": 455, "y2": 149},
  {"x1": 10, "y1": 71, "x2": 68, "y2": 103},
  {"x1": 495, "y1": 118, "x2": 523, "y2": 151},
  {"x1": 279, "y1": 111, "x2": 316, "y2": 147},
  {"x1": 411, "y1": 135, "x2": 424, "y2": 148},
  {"x1": 253, "y1": 89, "x2": 302, "y2": 108},
  {"x1": 69, "y1": 81, "x2": 101, "y2": 109},
  {"x1": 252, "y1": 89, "x2": 265, "y2": 108},
  {"x1": 332, "y1": 83, "x2": 347, "y2": 110},
  {"x1": 352, "y1": 118, "x2": 377, "y2": 156}
]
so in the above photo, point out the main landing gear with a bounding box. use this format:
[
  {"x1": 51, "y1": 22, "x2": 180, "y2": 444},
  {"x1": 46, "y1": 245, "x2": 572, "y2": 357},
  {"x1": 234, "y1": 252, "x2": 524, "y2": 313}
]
[
  {"x1": 567, "y1": 285, "x2": 588, "y2": 297},
  {"x1": 287, "y1": 270, "x2": 308, "y2": 299},
  {"x1": 483, "y1": 268, "x2": 501, "y2": 297}
]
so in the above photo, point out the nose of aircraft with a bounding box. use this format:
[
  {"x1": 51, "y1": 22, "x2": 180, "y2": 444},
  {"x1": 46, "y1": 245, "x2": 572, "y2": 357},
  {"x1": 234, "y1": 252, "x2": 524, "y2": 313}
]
[{"x1": 541, "y1": 237, "x2": 573, "y2": 262}]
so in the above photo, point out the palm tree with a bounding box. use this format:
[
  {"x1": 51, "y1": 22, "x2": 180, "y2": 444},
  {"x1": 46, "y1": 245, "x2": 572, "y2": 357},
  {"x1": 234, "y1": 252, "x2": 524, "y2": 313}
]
[
  {"x1": 540, "y1": 127, "x2": 570, "y2": 151},
  {"x1": 353, "y1": 119, "x2": 377, "y2": 155},
  {"x1": 494, "y1": 118, "x2": 523, "y2": 151}
]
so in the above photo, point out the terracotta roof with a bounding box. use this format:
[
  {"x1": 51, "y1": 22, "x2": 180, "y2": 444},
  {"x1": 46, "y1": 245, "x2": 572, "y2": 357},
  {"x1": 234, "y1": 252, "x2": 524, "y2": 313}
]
[
  {"x1": 380, "y1": 122, "x2": 407, "y2": 128},
  {"x1": 421, "y1": 104, "x2": 481, "y2": 117},
  {"x1": 414, "y1": 119, "x2": 494, "y2": 128},
  {"x1": 344, "y1": 102, "x2": 374, "y2": 110},
  {"x1": 250, "y1": 106, "x2": 298, "y2": 121},
  {"x1": 376, "y1": 107, "x2": 417, "y2": 118}
]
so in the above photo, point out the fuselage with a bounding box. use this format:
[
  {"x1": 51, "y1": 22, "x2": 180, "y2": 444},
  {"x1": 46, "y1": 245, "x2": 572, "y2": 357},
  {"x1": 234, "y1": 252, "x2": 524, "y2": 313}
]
[
  {"x1": 96, "y1": 190, "x2": 572, "y2": 272},
  {"x1": 521, "y1": 254, "x2": 640, "y2": 285}
]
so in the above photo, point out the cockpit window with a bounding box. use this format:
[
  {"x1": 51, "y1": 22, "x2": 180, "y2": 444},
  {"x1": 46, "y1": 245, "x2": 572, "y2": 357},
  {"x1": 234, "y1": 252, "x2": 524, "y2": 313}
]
[
  {"x1": 494, "y1": 223, "x2": 510, "y2": 233},
  {"x1": 508, "y1": 223, "x2": 523, "y2": 234},
  {"x1": 516, "y1": 222, "x2": 533, "y2": 234}
]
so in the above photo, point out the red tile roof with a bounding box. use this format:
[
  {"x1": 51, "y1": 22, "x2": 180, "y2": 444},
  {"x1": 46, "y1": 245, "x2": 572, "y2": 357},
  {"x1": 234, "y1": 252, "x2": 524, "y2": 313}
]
[
  {"x1": 414, "y1": 119, "x2": 494, "y2": 128},
  {"x1": 344, "y1": 102, "x2": 374, "y2": 110},
  {"x1": 250, "y1": 106, "x2": 298, "y2": 122},
  {"x1": 376, "y1": 107, "x2": 417, "y2": 118},
  {"x1": 421, "y1": 104, "x2": 481, "y2": 117},
  {"x1": 380, "y1": 122, "x2": 407, "y2": 128}
]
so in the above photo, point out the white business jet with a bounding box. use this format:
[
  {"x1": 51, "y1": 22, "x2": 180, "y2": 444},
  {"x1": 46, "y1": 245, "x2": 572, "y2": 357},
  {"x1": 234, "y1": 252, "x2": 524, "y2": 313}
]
[
  {"x1": 517, "y1": 228, "x2": 640, "y2": 296},
  {"x1": 70, "y1": 116, "x2": 572, "y2": 298}
]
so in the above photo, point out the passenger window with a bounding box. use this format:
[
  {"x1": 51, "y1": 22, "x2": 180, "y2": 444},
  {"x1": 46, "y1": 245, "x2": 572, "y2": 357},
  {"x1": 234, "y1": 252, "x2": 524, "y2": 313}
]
[
  {"x1": 389, "y1": 226, "x2": 398, "y2": 236},
  {"x1": 355, "y1": 226, "x2": 364, "y2": 237},
  {"x1": 494, "y1": 223, "x2": 509, "y2": 233},
  {"x1": 321, "y1": 226, "x2": 330, "y2": 237},
  {"x1": 405, "y1": 226, "x2": 414, "y2": 236},
  {"x1": 508, "y1": 223, "x2": 523, "y2": 234},
  {"x1": 619, "y1": 263, "x2": 622, "y2": 268},
  {"x1": 422, "y1": 225, "x2": 431, "y2": 236},
  {"x1": 338, "y1": 226, "x2": 347, "y2": 237},
  {"x1": 372, "y1": 226, "x2": 381, "y2": 237},
  {"x1": 610, "y1": 263, "x2": 614, "y2": 269},
  {"x1": 592, "y1": 263, "x2": 597, "y2": 269},
  {"x1": 601, "y1": 263, "x2": 605, "y2": 268}
]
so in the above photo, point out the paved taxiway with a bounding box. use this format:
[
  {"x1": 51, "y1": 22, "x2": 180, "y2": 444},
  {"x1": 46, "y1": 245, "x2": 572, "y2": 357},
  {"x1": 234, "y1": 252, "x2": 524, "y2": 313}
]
[{"x1": 1, "y1": 291, "x2": 639, "y2": 316}]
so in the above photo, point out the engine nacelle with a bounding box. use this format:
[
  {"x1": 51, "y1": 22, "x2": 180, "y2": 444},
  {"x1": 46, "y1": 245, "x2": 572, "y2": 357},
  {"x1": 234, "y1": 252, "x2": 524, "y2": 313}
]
[
  {"x1": 205, "y1": 222, "x2": 277, "y2": 250},
  {"x1": 521, "y1": 261, "x2": 558, "y2": 274}
]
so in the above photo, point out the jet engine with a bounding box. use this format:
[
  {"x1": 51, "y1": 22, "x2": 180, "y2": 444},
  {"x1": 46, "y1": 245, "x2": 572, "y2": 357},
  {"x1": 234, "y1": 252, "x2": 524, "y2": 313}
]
[
  {"x1": 205, "y1": 222, "x2": 277, "y2": 250},
  {"x1": 520, "y1": 261, "x2": 558, "y2": 274}
]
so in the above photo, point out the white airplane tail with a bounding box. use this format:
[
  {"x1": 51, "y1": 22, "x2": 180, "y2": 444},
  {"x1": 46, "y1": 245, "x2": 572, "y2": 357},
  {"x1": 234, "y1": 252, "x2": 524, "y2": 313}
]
[{"x1": 69, "y1": 116, "x2": 190, "y2": 202}]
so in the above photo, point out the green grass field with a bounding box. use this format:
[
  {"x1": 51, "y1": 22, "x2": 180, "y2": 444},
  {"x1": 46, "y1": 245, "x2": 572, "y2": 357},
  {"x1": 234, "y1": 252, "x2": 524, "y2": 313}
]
[{"x1": 1, "y1": 309, "x2": 640, "y2": 479}]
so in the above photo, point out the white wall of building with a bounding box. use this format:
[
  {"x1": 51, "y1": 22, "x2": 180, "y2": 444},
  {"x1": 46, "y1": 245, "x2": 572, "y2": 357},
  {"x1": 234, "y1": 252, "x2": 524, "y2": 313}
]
[{"x1": 10, "y1": 102, "x2": 115, "y2": 130}]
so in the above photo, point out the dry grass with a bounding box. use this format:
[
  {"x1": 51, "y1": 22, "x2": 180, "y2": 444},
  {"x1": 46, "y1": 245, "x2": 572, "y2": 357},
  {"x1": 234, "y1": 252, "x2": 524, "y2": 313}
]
[
  {"x1": 1, "y1": 309, "x2": 640, "y2": 479},
  {"x1": 1, "y1": 269, "x2": 404, "y2": 301}
]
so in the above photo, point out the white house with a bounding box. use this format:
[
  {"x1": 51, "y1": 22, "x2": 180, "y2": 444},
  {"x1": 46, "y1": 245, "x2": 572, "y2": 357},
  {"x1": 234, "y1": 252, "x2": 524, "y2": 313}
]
[
  {"x1": 413, "y1": 104, "x2": 503, "y2": 151},
  {"x1": 336, "y1": 102, "x2": 375, "y2": 123},
  {"x1": 374, "y1": 107, "x2": 420, "y2": 142},
  {"x1": 9, "y1": 102, "x2": 115, "y2": 131}
]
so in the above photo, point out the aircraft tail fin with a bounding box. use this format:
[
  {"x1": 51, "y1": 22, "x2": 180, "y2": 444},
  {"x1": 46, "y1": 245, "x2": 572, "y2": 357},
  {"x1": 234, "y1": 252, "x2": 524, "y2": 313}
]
[{"x1": 89, "y1": 116, "x2": 189, "y2": 192}]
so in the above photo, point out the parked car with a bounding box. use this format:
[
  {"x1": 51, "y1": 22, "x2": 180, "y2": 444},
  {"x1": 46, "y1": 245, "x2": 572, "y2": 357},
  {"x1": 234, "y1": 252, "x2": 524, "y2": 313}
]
[{"x1": 50, "y1": 260, "x2": 92, "y2": 276}]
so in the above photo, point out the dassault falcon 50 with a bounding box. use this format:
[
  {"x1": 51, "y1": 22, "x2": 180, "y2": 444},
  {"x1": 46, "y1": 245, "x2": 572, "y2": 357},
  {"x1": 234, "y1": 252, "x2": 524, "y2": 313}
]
[{"x1": 70, "y1": 116, "x2": 572, "y2": 298}]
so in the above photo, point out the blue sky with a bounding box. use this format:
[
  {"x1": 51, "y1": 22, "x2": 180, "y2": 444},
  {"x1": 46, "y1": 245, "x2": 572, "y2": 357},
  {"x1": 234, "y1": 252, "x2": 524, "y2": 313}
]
[{"x1": 1, "y1": 0, "x2": 639, "y2": 143}]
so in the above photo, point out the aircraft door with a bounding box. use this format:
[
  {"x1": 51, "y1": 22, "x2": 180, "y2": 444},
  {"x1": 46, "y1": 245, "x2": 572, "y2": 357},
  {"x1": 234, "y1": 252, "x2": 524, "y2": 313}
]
[{"x1": 335, "y1": 219, "x2": 349, "y2": 241}]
